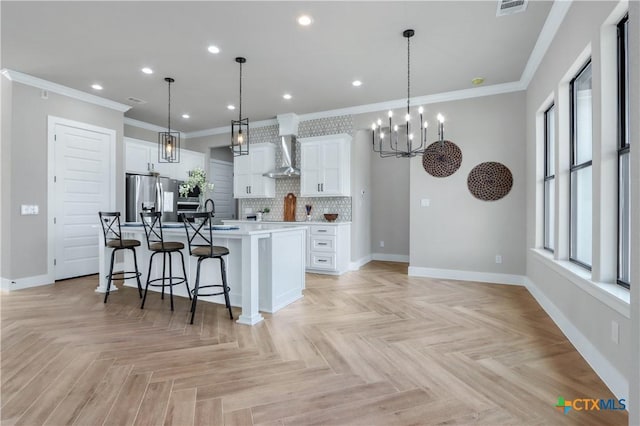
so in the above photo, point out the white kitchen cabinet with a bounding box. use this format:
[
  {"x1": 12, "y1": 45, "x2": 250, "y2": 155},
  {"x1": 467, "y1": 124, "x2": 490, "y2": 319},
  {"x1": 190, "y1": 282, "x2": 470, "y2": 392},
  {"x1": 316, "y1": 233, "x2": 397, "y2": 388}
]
[
  {"x1": 124, "y1": 137, "x2": 204, "y2": 181},
  {"x1": 307, "y1": 223, "x2": 350, "y2": 274},
  {"x1": 233, "y1": 143, "x2": 276, "y2": 198},
  {"x1": 175, "y1": 150, "x2": 206, "y2": 181},
  {"x1": 222, "y1": 220, "x2": 351, "y2": 275},
  {"x1": 299, "y1": 133, "x2": 351, "y2": 197},
  {"x1": 125, "y1": 137, "x2": 176, "y2": 176}
]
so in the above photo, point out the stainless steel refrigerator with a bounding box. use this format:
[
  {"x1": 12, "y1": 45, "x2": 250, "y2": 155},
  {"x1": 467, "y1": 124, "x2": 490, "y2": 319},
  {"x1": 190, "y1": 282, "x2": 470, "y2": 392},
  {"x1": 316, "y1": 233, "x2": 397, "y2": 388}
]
[{"x1": 126, "y1": 174, "x2": 180, "y2": 223}]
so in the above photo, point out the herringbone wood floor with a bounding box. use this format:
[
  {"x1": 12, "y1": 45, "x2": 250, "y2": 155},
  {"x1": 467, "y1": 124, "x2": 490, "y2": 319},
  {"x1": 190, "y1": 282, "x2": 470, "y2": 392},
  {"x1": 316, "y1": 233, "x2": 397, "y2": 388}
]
[{"x1": 0, "y1": 261, "x2": 627, "y2": 425}]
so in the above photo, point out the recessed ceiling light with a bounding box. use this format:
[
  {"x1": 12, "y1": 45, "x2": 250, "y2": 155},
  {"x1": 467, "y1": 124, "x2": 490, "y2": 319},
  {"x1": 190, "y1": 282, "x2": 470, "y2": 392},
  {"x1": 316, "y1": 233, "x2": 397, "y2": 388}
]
[
  {"x1": 182, "y1": 114, "x2": 190, "y2": 119},
  {"x1": 141, "y1": 67, "x2": 153, "y2": 75},
  {"x1": 227, "y1": 104, "x2": 235, "y2": 110},
  {"x1": 297, "y1": 15, "x2": 313, "y2": 26},
  {"x1": 352, "y1": 80, "x2": 362, "y2": 87},
  {"x1": 471, "y1": 77, "x2": 485, "y2": 86},
  {"x1": 208, "y1": 45, "x2": 220, "y2": 54},
  {"x1": 91, "y1": 84, "x2": 103, "y2": 90},
  {"x1": 283, "y1": 93, "x2": 292, "y2": 100}
]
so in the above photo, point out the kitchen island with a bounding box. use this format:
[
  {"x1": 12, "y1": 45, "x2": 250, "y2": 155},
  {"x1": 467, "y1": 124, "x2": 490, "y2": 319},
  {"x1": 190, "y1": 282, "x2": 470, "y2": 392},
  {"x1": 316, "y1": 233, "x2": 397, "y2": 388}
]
[{"x1": 97, "y1": 223, "x2": 306, "y2": 325}]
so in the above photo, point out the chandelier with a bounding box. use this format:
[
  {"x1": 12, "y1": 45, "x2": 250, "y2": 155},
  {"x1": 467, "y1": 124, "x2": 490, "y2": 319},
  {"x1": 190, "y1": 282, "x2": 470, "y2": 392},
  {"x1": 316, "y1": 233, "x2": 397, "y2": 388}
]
[
  {"x1": 231, "y1": 57, "x2": 249, "y2": 156},
  {"x1": 371, "y1": 29, "x2": 446, "y2": 158},
  {"x1": 158, "y1": 77, "x2": 180, "y2": 163}
]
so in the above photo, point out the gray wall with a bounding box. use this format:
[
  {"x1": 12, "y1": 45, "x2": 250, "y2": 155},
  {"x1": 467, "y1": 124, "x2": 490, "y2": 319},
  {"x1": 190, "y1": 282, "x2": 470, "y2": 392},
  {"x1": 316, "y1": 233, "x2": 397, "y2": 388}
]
[
  {"x1": 1, "y1": 76, "x2": 13, "y2": 278},
  {"x1": 409, "y1": 92, "x2": 527, "y2": 275},
  {"x1": 123, "y1": 124, "x2": 157, "y2": 143},
  {"x1": 350, "y1": 130, "x2": 371, "y2": 263},
  {"x1": 370, "y1": 150, "x2": 410, "y2": 258},
  {"x1": 3, "y1": 82, "x2": 124, "y2": 280},
  {"x1": 210, "y1": 146, "x2": 233, "y2": 163},
  {"x1": 525, "y1": 0, "x2": 632, "y2": 397}
]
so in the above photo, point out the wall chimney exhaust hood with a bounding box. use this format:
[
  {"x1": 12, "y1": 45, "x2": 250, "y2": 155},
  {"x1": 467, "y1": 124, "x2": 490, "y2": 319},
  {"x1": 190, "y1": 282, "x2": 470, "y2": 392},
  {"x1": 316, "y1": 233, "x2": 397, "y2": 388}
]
[{"x1": 263, "y1": 113, "x2": 301, "y2": 178}]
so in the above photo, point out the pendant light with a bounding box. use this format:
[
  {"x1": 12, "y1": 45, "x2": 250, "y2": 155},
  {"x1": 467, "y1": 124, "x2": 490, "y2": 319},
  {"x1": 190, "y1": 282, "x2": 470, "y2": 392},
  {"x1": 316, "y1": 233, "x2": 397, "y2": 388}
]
[
  {"x1": 231, "y1": 57, "x2": 249, "y2": 156},
  {"x1": 371, "y1": 29, "x2": 447, "y2": 158},
  {"x1": 158, "y1": 77, "x2": 180, "y2": 163}
]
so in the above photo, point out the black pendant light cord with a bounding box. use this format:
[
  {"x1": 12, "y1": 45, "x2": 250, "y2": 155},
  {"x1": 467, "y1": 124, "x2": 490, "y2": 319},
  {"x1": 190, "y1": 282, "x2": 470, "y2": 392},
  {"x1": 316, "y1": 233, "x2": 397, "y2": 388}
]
[
  {"x1": 238, "y1": 60, "x2": 243, "y2": 121},
  {"x1": 407, "y1": 33, "x2": 411, "y2": 116},
  {"x1": 167, "y1": 80, "x2": 172, "y2": 133}
]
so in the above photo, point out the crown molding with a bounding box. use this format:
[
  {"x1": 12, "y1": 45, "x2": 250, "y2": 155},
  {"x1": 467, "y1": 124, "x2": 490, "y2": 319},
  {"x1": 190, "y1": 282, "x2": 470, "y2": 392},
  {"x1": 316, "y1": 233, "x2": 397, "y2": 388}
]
[
  {"x1": 123, "y1": 117, "x2": 167, "y2": 133},
  {"x1": 519, "y1": 0, "x2": 573, "y2": 87},
  {"x1": 1, "y1": 69, "x2": 131, "y2": 113},
  {"x1": 184, "y1": 118, "x2": 278, "y2": 139}
]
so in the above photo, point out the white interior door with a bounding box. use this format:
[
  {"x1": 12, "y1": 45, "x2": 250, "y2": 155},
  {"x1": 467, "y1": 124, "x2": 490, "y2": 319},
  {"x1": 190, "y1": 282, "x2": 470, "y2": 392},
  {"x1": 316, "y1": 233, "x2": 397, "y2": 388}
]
[
  {"x1": 53, "y1": 120, "x2": 114, "y2": 280},
  {"x1": 210, "y1": 159, "x2": 235, "y2": 221}
]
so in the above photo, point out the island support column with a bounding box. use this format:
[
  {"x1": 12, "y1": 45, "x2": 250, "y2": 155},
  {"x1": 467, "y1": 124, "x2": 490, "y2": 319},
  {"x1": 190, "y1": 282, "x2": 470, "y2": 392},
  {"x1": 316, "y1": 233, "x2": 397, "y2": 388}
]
[{"x1": 237, "y1": 233, "x2": 265, "y2": 325}]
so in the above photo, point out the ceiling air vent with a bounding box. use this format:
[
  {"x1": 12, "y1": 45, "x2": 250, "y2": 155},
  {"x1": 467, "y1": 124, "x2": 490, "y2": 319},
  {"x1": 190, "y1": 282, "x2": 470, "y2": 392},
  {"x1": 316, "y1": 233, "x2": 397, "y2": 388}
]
[
  {"x1": 496, "y1": 0, "x2": 527, "y2": 16},
  {"x1": 126, "y1": 96, "x2": 147, "y2": 104}
]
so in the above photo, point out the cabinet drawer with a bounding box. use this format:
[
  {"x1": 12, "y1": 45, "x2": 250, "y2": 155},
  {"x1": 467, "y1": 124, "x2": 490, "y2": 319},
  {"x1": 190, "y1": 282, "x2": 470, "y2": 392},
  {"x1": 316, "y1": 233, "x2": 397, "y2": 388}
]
[
  {"x1": 310, "y1": 225, "x2": 336, "y2": 236},
  {"x1": 310, "y1": 253, "x2": 336, "y2": 270},
  {"x1": 311, "y1": 236, "x2": 336, "y2": 252}
]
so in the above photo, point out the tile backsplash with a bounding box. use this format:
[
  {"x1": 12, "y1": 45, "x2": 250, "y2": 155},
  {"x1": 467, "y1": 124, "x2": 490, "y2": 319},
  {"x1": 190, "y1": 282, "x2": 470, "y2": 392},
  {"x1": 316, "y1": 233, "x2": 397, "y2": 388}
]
[{"x1": 239, "y1": 115, "x2": 353, "y2": 222}]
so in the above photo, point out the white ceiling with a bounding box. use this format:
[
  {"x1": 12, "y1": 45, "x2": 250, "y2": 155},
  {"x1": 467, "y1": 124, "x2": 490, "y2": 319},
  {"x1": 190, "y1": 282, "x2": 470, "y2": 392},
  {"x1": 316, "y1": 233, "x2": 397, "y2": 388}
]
[{"x1": 1, "y1": 1, "x2": 553, "y2": 133}]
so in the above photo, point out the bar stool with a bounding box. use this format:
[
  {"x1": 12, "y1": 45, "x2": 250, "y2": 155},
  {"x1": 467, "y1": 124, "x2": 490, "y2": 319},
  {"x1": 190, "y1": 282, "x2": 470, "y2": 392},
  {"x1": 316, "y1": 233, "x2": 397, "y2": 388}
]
[
  {"x1": 98, "y1": 212, "x2": 143, "y2": 303},
  {"x1": 180, "y1": 212, "x2": 233, "y2": 324},
  {"x1": 139, "y1": 211, "x2": 191, "y2": 311}
]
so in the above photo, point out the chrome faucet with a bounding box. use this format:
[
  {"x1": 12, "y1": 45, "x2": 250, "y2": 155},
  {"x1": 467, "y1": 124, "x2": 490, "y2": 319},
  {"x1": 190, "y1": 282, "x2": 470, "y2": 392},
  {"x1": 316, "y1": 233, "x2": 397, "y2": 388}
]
[{"x1": 204, "y1": 198, "x2": 215, "y2": 214}]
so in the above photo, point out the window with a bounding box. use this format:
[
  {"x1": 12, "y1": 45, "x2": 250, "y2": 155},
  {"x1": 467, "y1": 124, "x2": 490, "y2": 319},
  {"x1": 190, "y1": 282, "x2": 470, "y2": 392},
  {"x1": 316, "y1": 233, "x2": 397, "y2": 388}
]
[
  {"x1": 618, "y1": 15, "x2": 630, "y2": 288},
  {"x1": 570, "y1": 61, "x2": 593, "y2": 269},
  {"x1": 544, "y1": 104, "x2": 556, "y2": 251}
]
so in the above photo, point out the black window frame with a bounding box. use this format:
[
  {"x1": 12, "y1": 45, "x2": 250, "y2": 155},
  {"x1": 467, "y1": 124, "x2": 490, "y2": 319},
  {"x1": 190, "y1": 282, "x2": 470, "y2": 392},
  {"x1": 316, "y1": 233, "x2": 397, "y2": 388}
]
[
  {"x1": 543, "y1": 103, "x2": 555, "y2": 252},
  {"x1": 617, "y1": 15, "x2": 630, "y2": 289},
  {"x1": 569, "y1": 60, "x2": 593, "y2": 270}
]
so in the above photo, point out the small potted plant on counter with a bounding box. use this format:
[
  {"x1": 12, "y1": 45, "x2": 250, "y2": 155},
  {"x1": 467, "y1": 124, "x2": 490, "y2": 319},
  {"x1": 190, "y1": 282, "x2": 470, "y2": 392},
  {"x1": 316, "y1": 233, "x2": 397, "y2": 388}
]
[
  {"x1": 179, "y1": 168, "x2": 214, "y2": 211},
  {"x1": 256, "y1": 207, "x2": 270, "y2": 221}
]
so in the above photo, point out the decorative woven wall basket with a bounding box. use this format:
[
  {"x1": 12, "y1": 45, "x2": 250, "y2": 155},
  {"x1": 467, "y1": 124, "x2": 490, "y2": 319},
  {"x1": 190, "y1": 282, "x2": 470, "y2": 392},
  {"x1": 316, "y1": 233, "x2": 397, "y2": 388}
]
[
  {"x1": 467, "y1": 161, "x2": 513, "y2": 201},
  {"x1": 422, "y1": 140, "x2": 462, "y2": 178}
]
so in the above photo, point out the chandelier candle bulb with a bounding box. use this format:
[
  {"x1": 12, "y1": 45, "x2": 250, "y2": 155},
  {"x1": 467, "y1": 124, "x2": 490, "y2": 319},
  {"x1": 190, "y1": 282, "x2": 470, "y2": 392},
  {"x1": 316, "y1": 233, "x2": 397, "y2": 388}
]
[{"x1": 437, "y1": 114, "x2": 445, "y2": 142}]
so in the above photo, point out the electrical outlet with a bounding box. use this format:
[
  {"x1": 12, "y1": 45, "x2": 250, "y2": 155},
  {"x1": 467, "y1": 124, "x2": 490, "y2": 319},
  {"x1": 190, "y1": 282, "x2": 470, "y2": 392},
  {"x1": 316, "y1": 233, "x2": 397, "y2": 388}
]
[
  {"x1": 421, "y1": 198, "x2": 430, "y2": 207},
  {"x1": 21, "y1": 205, "x2": 39, "y2": 215},
  {"x1": 244, "y1": 208, "x2": 252, "y2": 214},
  {"x1": 379, "y1": 241, "x2": 385, "y2": 248},
  {"x1": 495, "y1": 255, "x2": 502, "y2": 264},
  {"x1": 323, "y1": 208, "x2": 328, "y2": 213},
  {"x1": 611, "y1": 321, "x2": 619, "y2": 344}
]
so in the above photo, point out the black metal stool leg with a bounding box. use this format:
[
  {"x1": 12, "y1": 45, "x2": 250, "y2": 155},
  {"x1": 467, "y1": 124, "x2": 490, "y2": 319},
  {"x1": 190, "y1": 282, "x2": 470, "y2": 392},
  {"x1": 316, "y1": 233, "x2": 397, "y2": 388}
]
[
  {"x1": 141, "y1": 251, "x2": 158, "y2": 309},
  {"x1": 168, "y1": 252, "x2": 174, "y2": 311},
  {"x1": 161, "y1": 252, "x2": 167, "y2": 300},
  {"x1": 220, "y1": 256, "x2": 233, "y2": 320},
  {"x1": 131, "y1": 247, "x2": 143, "y2": 298},
  {"x1": 104, "y1": 248, "x2": 117, "y2": 303},
  {"x1": 179, "y1": 250, "x2": 191, "y2": 301},
  {"x1": 190, "y1": 257, "x2": 203, "y2": 324}
]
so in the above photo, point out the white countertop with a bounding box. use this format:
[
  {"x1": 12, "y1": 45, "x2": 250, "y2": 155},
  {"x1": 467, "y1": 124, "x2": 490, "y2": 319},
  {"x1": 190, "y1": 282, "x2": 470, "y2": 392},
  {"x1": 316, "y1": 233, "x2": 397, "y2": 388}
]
[
  {"x1": 122, "y1": 222, "x2": 308, "y2": 237},
  {"x1": 225, "y1": 220, "x2": 351, "y2": 226}
]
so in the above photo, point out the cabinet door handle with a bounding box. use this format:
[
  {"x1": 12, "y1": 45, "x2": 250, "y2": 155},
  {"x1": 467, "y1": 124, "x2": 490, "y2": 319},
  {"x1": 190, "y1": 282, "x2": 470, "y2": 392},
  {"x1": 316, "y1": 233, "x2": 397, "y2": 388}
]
[
  {"x1": 317, "y1": 183, "x2": 320, "y2": 192},
  {"x1": 318, "y1": 230, "x2": 327, "y2": 233},
  {"x1": 317, "y1": 242, "x2": 328, "y2": 246},
  {"x1": 249, "y1": 186, "x2": 252, "y2": 194},
  {"x1": 317, "y1": 259, "x2": 328, "y2": 263}
]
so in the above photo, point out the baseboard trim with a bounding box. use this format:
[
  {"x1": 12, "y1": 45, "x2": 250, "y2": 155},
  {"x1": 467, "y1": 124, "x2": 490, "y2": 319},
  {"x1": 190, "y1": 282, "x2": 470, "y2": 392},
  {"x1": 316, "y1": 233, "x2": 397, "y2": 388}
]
[
  {"x1": 408, "y1": 266, "x2": 525, "y2": 286},
  {"x1": 0, "y1": 274, "x2": 54, "y2": 291},
  {"x1": 349, "y1": 255, "x2": 372, "y2": 271},
  {"x1": 524, "y1": 277, "x2": 628, "y2": 401},
  {"x1": 371, "y1": 253, "x2": 410, "y2": 263}
]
